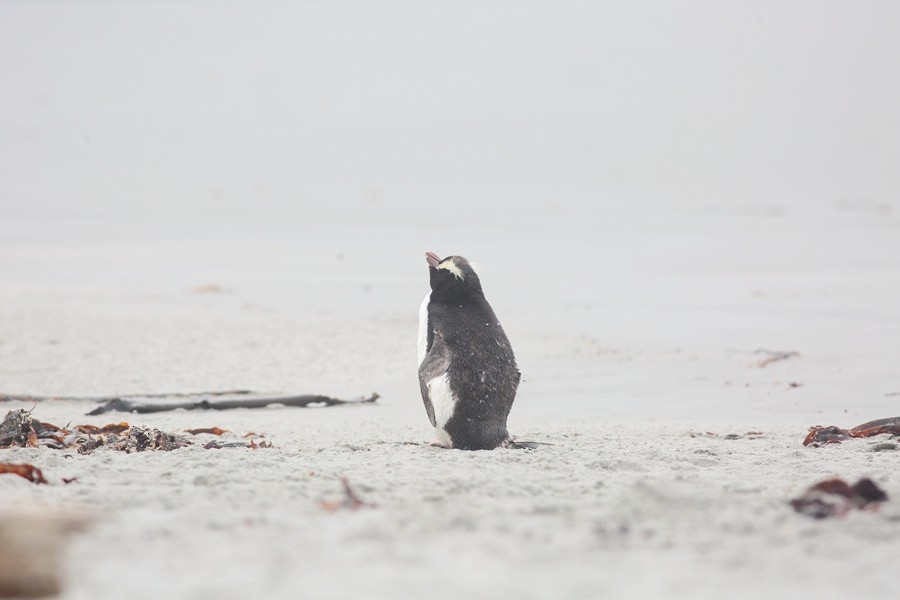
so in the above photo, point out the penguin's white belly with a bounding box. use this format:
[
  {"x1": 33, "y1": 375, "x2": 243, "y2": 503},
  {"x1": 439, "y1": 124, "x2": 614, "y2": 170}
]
[
  {"x1": 427, "y1": 373, "x2": 456, "y2": 447},
  {"x1": 419, "y1": 292, "x2": 455, "y2": 446},
  {"x1": 417, "y1": 293, "x2": 430, "y2": 366}
]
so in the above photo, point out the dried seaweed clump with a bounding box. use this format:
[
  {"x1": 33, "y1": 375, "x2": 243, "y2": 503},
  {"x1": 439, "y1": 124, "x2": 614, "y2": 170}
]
[
  {"x1": 791, "y1": 477, "x2": 888, "y2": 519},
  {"x1": 0, "y1": 409, "x2": 189, "y2": 454},
  {"x1": 0, "y1": 410, "x2": 37, "y2": 448},
  {"x1": 74, "y1": 426, "x2": 189, "y2": 454},
  {"x1": 804, "y1": 416, "x2": 900, "y2": 447}
]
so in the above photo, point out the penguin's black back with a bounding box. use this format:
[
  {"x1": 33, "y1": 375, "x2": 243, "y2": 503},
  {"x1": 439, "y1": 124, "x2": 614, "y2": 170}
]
[{"x1": 427, "y1": 294, "x2": 520, "y2": 450}]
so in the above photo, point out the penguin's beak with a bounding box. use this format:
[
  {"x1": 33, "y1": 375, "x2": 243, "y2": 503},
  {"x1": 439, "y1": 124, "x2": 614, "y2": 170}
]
[{"x1": 425, "y1": 251, "x2": 441, "y2": 268}]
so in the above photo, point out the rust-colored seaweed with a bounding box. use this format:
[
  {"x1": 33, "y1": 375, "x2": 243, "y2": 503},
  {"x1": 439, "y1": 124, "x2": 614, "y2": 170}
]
[
  {"x1": 74, "y1": 423, "x2": 130, "y2": 435},
  {"x1": 0, "y1": 463, "x2": 48, "y2": 484},
  {"x1": 791, "y1": 477, "x2": 888, "y2": 519},
  {"x1": 185, "y1": 427, "x2": 231, "y2": 436},
  {"x1": 803, "y1": 416, "x2": 900, "y2": 447}
]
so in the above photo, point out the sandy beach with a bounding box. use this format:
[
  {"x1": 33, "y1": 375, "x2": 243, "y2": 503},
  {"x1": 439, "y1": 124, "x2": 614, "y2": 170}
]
[
  {"x1": 3, "y1": 1, "x2": 900, "y2": 598},
  {"x1": 2, "y1": 253, "x2": 899, "y2": 599}
]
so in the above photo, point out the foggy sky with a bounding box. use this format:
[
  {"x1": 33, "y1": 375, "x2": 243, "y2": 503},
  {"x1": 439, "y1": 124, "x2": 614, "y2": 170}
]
[{"x1": 2, "y1": 1, "x2": 899, "y2": 227}]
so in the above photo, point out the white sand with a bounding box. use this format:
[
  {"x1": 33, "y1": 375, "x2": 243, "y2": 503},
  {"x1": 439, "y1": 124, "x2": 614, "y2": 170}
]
[
  {"x1": 1, "y1": 398, "x2": 898, "y2": 600},
  {"x1": 1, "y1": 293, "x2": 899, "y2": 599}
]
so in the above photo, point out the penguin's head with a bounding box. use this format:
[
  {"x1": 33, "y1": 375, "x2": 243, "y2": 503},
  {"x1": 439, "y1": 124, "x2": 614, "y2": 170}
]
[{"x1": 425, "y1": 251, "x2": 483, "y2": 299}]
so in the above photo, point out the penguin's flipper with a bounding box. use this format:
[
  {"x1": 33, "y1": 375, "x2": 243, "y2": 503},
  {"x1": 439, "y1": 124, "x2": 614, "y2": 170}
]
[{"x1": 417, "y1": 330, "x2": 451, "y2": 427}]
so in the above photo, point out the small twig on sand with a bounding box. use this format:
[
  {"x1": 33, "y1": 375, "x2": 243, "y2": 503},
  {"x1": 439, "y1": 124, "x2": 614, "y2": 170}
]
[
  {"x1": 754, "y1": 349, "x2": 799, "y2": 368},
  {"x1": 321, "y1": 477, "x2": 377, "y2": 511},
  {"x1": 341, "y1": 477, "x2": 370, "y2": 508}
]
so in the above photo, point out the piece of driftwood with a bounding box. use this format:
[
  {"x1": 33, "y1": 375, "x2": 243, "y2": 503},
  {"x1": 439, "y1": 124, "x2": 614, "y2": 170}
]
[
  {"x1": 0, "y1": 390, "x2": 253, "y2": 403},
  {"x1": 791, "y1": 477, "x2": 888, "y2": 519},
  {"x1": 85, "y1": 392, "x2": 379, "y2": 415},
  {"x1": 1, "y1": 390, "x2": 378, "y2": 416},
  {"x1": 803, "y1": 416, "x2": 900, "y2": 447}
]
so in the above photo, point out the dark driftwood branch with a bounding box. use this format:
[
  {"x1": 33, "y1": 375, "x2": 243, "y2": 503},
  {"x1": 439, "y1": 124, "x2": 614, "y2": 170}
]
[
  {"x1": 86, "y1": 393, "x2": 379, "y2": 415},
  {"x1": 0, "y1": 391, "x2": 379, "y2": 416},
  {"x1": 0, "y1": 390, "x2": 254, "y2": 404}
]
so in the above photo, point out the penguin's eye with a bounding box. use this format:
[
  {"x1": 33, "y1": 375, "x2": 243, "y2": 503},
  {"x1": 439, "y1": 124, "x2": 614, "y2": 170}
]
[{"x1": 437, "y1": 259, "x2": 465, "y2": 280}]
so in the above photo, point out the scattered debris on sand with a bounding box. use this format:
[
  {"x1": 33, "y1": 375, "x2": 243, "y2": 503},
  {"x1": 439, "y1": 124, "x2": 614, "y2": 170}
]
[
  {"x1": 203, "y1": 441, "x2": 249, "y2": 449},
  {"x1": 689, "y1": 431, "x2": 764, "y2": 440},
  {"x1": 1, "y1": 408, "x2": 280, "y2": 455},
  {"x1": 203, "y1": 439, "x2": 273, "y2": 450},
  {"x1": 791, "y1": 477, "x2": 888, "y2": 519},
  {"x1": 803, "y1": 416, "x2": 900, "y2": 447},
  {"x1": 754, "y1": 349, "x2": 800, "y2": 368}
]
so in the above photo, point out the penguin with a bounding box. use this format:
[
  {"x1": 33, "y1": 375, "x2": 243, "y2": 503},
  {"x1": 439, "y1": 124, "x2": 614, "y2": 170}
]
[{"x1": 417, "y1": 251, "x2": 521, "y2": 450}]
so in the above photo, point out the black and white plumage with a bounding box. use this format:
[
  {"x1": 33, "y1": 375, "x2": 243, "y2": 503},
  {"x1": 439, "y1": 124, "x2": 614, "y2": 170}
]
[{"x1": 417, "y1": 251, "x2": 520, "y2": 450}]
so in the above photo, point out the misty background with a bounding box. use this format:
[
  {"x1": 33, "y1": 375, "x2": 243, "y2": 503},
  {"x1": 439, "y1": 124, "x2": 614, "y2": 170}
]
[{"x1": 1, "y1": 1, "x2": 898, "y2": 346}]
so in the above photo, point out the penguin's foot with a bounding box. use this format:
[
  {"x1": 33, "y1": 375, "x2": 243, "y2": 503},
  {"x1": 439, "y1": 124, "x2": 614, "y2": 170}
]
[{"x1": 428, "y1": 437, "x2": 450, "y2": 448}]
